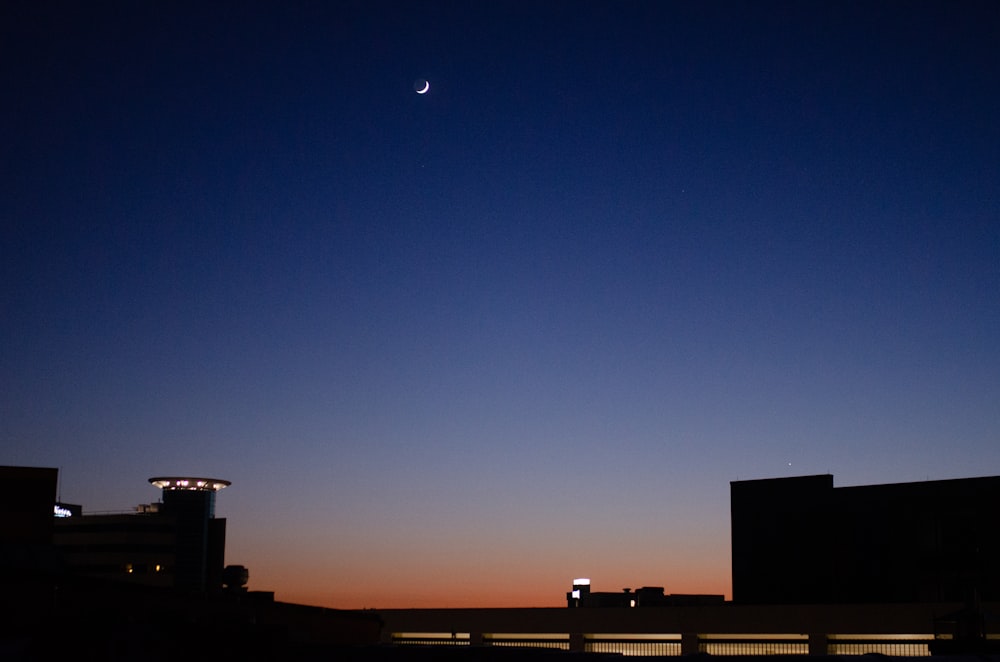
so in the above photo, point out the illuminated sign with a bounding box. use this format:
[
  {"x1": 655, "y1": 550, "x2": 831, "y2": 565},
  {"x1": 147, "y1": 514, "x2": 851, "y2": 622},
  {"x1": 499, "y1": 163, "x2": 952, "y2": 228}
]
[{"x1": 54, "y1": 504, "x2": 72, "y2": 518}]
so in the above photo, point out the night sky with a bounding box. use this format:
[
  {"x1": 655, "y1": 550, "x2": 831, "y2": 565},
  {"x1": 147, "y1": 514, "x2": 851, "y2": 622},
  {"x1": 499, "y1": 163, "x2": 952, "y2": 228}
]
[{"x1": 3, "y1": 1, "x2": 999, "y2": 608}]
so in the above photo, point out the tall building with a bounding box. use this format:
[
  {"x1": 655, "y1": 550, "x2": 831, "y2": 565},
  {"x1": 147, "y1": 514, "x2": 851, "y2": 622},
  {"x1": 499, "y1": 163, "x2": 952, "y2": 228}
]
[
  {"x1": 149, "y1": 477, "x2": 230, "y2": 591},
  {"x1": 53, "y1": 476, "x2": 231, "y2": 592},
  {"x1": 0, "y1": 465, "x2": 57, "y2": 548},
  {"x1": 731, "y1": 474, "x2": 1000, "y2": 604},
  {"x1": 0, "y1": 467, "x2": 383, "y2": 654}
]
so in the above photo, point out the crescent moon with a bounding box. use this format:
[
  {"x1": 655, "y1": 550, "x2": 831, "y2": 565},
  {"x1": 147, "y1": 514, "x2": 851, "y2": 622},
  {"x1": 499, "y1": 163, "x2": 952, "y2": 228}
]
[{"x1": 416, "y1": 80, "x2": 429, "y2": 94}]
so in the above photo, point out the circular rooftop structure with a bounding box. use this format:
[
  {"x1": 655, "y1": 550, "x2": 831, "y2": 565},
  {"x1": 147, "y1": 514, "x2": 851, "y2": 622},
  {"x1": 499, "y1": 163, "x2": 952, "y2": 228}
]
[{"x1": 149, "y1": 477, "x2": 231, "y2": 491}]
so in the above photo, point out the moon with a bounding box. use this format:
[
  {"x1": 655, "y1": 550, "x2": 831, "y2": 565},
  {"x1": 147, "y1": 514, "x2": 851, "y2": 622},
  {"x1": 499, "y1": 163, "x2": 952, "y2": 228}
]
[{"x1": 414, "y1": 79, "x2": 430, "y2": 94}]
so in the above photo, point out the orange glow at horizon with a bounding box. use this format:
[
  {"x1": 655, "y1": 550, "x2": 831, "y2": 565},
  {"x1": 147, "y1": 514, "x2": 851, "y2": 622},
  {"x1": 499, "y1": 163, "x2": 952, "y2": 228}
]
[
  {"x1": 276, "y1": 575, "x2": 732, "y2": 610},
  {"x1": 236, "y1": 547, "x2": 732, "y2": 610},
  {"x1": 222, "y1": 476, "x2": 734, "y2": 610}
]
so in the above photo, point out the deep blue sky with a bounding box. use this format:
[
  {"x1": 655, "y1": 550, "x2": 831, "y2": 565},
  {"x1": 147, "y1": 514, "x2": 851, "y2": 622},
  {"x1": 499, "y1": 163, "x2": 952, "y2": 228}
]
[{"x1": 3, "y1": 1, "x2": 999, "y2": 607}]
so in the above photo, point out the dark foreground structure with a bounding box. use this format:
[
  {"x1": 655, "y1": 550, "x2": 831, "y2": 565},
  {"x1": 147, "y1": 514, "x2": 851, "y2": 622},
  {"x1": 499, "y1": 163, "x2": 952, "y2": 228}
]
[
  {"x1": 731, "y1": 474, "x2": 1000, "y2": 605},
  {"x1": 0, "y1": 465, "x2": 381, "y2": 661},
  {"x1": 5, "y1": 466, "x2": 1000, "y2": 659},
  {"x1": 375, "y1": 601, "x2": 1000, "y2": 657},
  {"x1": 53, "y1": 476, "x2": 233, "y2": 592}
]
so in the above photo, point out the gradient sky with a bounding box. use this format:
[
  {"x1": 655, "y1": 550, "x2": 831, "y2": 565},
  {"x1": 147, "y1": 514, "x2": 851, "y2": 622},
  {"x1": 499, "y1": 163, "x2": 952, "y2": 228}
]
[{"x1": 3, "y1": 1, "x2": 999, "y2": 609}]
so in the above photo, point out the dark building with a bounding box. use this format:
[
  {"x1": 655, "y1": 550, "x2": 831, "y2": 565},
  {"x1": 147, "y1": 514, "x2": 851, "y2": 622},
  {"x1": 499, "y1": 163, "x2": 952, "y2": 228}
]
[
  {"x1": 150, "y1": 476, "x2": 230, "y2": 591},
  {"x1": 731, "y1": 474, "x2": 1000, "y2": 604},
  {"x1": 53, "y1": 476, "x2": 231, "y2": 592},
  {"x1": 566, "y1": 578, "x2": 724, "y2": 607},
  {"x1": 0, "y1": 467, "x2": 382, "y2": 657},
  {"x1": 0, "y1": 465, "x2": 57, "y2": 547},
  {"x1": 0, "y1": 465, "x2": 61, "y2": 578}
]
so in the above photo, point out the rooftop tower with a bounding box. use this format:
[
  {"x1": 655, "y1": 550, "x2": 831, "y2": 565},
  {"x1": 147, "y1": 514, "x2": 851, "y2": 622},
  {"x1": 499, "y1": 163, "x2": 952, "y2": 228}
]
[{"x1": 149, "y1": 476, "x2": 230, "y2": 592}]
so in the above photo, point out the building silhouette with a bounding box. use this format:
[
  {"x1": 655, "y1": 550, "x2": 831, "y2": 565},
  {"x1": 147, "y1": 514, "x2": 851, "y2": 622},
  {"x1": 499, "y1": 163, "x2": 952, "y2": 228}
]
[
  {"x1": 53, "y1": 476, "x2": 230, "y2": 592},
  {"x1": 8, "y1": 465, "x2": 1000, "y2": 657},
  {"x1": 731, "y1": 474, "x2": 1000, "y2": 604},
  {"x1": 0, "y1": 465, "x2": 60, "y2": 573},
  {"x1": 150, "y1": 476, "x2": 230, "y2": 591},
  {"x1": 566, "y1": 578, "x2": 723, "y2": 608},
  {"x1": 0, "y1": 466, "x2": 381, "y2": 659}
]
